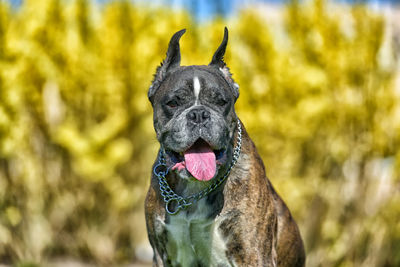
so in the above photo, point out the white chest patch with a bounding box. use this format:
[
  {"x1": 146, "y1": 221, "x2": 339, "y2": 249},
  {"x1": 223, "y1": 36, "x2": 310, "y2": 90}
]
[
  {"x1": 193, "y1": 76, "x2": 201, "y2": 105},
  {"x1": 164, "y1": 198, "x2": 234, "y2": 266}
]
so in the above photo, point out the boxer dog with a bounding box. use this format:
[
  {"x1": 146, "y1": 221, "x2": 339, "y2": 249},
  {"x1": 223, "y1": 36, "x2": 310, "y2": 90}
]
[{"x1": 145, "y1": 28, "x2": 305, "y2": 267}]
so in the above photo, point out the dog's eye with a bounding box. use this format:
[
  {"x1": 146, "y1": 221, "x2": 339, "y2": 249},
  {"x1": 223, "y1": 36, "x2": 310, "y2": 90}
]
[
  {"x1": 217, "y1": 98, "x2": 227, "y2": 106},
  {"x1": 166, "y1": 99, "x2": 179, "y2": 108}
]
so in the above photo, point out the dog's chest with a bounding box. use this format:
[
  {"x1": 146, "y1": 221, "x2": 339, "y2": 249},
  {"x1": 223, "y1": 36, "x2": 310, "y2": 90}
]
[{"x1": 160, "y1": 198, "x2": 232, "y2": 267}]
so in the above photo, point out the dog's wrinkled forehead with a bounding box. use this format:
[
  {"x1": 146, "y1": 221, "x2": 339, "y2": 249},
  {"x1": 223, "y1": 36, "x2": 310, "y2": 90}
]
[
  {"x1": 148, "y1": 27, "x2": 239, "y2": 104},
  {"x1": 154, "y1": 66, "x2": 233, "y2": 101}
]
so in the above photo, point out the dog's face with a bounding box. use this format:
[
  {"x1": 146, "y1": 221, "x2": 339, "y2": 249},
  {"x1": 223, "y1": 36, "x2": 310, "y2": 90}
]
[{"x1": 148, "y1": 28, "x2": 239, "y2": 182}]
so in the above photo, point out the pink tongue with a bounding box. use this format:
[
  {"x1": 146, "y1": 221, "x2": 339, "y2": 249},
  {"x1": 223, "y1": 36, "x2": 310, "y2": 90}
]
[{"x1": 184, "y1": 142, "x2": 216, "y2": 181}]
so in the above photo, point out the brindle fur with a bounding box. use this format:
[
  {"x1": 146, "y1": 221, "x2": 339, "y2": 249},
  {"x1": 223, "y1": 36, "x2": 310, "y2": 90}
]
[
  {"x1": 145, "y1": 28, "x2": 305, "y2": 267},
  {"x1": 145, "y1": 124, "x2": 305, "y2": 266}
]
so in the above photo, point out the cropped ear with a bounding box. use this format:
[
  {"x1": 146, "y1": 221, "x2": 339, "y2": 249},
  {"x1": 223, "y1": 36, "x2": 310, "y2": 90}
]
[
  {"x1": 148, "y1": 29, "x2": 186, "y2": 101},
  {"x1": 209, "y1": 27, "x2": 239, "y2": 100},
  {"x1": 210, "y1": 27, "x2": 228, "y2": 67}
]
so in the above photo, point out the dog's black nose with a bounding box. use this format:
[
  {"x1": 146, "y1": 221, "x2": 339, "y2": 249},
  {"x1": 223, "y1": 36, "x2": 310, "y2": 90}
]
[{"x1": 187, "y1": 107, "x2": 210, "y2": 125}]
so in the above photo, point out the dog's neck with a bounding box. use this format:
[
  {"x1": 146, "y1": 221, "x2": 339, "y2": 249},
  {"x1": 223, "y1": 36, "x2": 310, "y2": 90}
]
[{"x1": 164, "y1": 170, "x2": 225, "y2": 218}]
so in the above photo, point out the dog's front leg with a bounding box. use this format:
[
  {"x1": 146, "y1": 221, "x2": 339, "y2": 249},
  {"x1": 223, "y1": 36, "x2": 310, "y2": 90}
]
[
  {"x1": 263, "y1": 211, "x2": 278, "y2": 267},
  {"x1": 248, "y1": 212, "x2": 278, "y2": 267},
  {"x1": 145, "y1": 186, "x2": 168, "y2": 267},
  {"x1": 221, "y1": 208, "x2": 278, "y2": 267}
]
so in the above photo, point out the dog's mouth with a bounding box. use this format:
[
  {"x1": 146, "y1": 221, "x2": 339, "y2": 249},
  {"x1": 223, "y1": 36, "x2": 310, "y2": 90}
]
[{"x1": 167, "y1": 139, "x2": 227, "y2": 181}]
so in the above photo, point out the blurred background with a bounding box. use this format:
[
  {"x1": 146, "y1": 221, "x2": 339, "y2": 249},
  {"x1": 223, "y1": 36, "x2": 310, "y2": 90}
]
[{"x1": 0, "y1": 0, "x2": 399, "y2": 266}]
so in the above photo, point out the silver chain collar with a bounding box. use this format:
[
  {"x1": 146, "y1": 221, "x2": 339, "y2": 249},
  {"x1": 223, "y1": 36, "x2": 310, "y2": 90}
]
[{"x1": 153, "y1": 120, "x2": 242, "y2": 215}]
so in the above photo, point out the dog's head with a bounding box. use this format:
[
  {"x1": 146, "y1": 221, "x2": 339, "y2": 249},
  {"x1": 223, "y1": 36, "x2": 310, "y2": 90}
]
[{"x1": 148, "y1": 28, "x2": 239, "y2": 182}]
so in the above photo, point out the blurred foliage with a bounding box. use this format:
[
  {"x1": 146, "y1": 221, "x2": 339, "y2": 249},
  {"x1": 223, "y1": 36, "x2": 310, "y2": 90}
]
[{"x1": 0, "y1": 0, "x2": 399, "y2": 266}]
